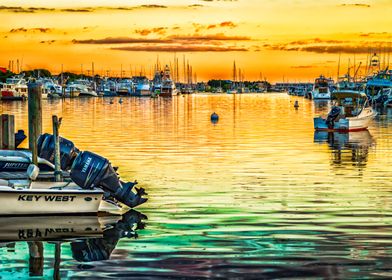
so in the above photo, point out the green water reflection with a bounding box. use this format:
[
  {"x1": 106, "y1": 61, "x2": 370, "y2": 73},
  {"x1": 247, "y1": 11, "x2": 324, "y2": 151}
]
[{"x1": 0, "y1": 94, "x2": 391, "y2": 279}]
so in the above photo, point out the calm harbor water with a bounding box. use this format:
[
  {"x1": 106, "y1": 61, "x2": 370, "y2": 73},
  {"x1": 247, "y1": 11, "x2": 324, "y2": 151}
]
[{"x1": 0, "y1": 93, "x2": 391, "y2": 279}]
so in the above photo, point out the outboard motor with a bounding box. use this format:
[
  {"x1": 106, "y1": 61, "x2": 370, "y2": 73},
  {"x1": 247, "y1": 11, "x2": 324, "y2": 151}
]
[
  {"x1": 70, "y1": 151, "x2": 147, "y2": 208},
  {"x1": 37, "y1": 133, "x2": 79, "y2": 170},
  {"x1": 326, "y1": 106, "x2": 341, "y2": 129},
  {"x1": 36, "y1": 134, "x2": 146, "y2": 208}
]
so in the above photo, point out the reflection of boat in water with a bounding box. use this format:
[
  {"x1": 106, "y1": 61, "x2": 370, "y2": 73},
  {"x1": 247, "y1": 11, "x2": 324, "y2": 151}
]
[
  {"x1": 314, "y1": 130, "x2": 375, "y2": 166},
  {"x1": 314, "y1": 91, "x2": 377, "y2": 132},
  {"x1": 0, "y1": 210, "x2": 146, "y2": 243},
  {"x1": 0, "y1": 215, "x2": 103, "y2": 243},
  {"x1": 0, "y1": 210, "x2": 146, "y2": 277},
  {"x1": 314, "y1": 130, "x2": 374, "y2": 149}
]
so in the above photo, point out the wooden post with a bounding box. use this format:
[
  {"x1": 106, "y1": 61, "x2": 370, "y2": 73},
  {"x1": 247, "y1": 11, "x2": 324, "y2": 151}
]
[
  {"x1": 53, "y1": 242, "x2": 61, "y2": 280},
  {"x1": 52, "y1": 115, "x2": 62, "y2": 182},
  {"x1": 28, "y1": 82, "x2": 42, "y2": 165},
  {"x1": 1, "y1": 114, "x2": 15, "y2": 150}
]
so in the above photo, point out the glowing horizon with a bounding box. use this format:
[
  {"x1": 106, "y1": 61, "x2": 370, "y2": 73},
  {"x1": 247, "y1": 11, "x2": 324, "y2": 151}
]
[{"x1": 1, "y1": 0, "x2": 391, "y2": 82}]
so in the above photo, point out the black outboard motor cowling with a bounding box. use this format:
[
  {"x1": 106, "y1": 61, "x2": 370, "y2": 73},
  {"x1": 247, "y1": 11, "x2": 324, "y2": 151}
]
[
  {"x1": 326, "y1": 106, "x2": 341, "y2": 129},
  {"x1": 37, "y1": 133, "x2": 79, "y2": 171},
  {"x1": 70, "y1": 151, "x2": 147, "y2": 208}
]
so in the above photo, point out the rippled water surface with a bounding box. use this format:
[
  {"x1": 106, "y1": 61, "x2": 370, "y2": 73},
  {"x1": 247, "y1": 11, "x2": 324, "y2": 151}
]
[{"x1": 0, "y1": 94, "x2": 391, "y2": 279}]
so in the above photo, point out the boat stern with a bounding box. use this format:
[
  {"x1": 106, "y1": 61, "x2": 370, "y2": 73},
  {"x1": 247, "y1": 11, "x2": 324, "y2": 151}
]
[{"x1": 314, "y1": 117, "x2": 350, "y2": 131}]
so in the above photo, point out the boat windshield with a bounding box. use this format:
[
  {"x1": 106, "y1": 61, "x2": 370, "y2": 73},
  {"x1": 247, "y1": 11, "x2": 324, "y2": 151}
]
[
  {"x1": 332, "y1": 95, "x2": 367, "y2": 117},
  {"x1": 375, "y1": 73, "x2": 392, "y2": 80},
  {"x1": 315, "y1": 80, "x2": 328, "y2": 88}
]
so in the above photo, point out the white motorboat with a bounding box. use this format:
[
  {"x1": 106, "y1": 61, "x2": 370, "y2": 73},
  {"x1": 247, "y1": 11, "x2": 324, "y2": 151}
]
[
  {"x1": 0, "y1": 134, "x2": 147, "y2": 216},
  {"x1": 0, "y1": 77, "x2": 28, "y2": 100},
  {"x1": 66, "y1": 84, "x2": 97, "y2": 97},
  {"x1": 37, "y1": 78, "x2": 62, "y2": 98},
  {"x1": 314, "y1": 91, "x2": 377, "y2": 132},
  {"x1": 160, "y1": 65, "x2": 178, "y2": 97},
  {"x1": 312, "y1": 75, "x2": 333, "y2": 99}
]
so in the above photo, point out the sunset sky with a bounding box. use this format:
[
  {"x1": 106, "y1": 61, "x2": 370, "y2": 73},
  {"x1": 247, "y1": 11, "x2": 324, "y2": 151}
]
[{"x1": 1, "y1": 0, "x2": 392, "y2": 82}]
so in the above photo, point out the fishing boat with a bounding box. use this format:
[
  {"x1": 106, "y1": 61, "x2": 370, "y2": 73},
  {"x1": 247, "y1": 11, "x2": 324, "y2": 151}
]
[
  {"x1": 0, "y1": 134, "x2": 147, "y2": 216},
  {"x1": 0, "y1": 77, "x2": 28, "y2": 100},
  {"x1": 98, "y1": 79, "x2": 117, "y2": 96},
  {"x1": 160, "y1": 65, "x2": 178, "y2": 97},
  {"x1": 365, "y1": 69, "x2": 392, "y2": 105},
  {"x1": 117, "y1": 79, "x2": 133, "y2": 96},
  {"x1": 312, "y1": 75, "x2": 333, "y2": 99},
  {"x1": 314, "y1": 91, "x2": 376, "y2": 132},
  {"x1": 133, "y1": 77, "x2": 151, "y2": 96},
  {"x1": 152, "y1": 71, "x2": 162, "y2": 95}
]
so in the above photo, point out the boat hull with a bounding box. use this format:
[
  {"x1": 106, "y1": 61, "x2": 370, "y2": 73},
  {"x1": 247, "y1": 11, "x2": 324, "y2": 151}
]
[
  {"x1": 0, "y1": 188, "x2": 103, "y2": 216},
  {"x1": 133, "y1": 90, "x2": 151, "y2": 97},
  {"x1": 312, "y1": 91, "x2": 331, "y2": 99},
  {"x1": 314, "y1": 116, "x2": 373, "y2": 132},
  {"x1": 160, "y1": 89, "x2": 178, "y2": 97}
]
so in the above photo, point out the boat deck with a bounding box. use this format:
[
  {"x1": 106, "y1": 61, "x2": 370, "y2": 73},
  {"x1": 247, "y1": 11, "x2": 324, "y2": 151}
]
[{"x1": 0, "y1": 171, "x2": 70, "y2": 180}]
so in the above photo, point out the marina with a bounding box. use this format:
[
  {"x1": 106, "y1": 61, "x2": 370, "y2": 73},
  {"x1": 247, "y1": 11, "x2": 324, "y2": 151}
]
[
  {"x1": 0, "y1": 94, "x2": 391, "y2": 278},
  {"x1": 1, "y1": 0, "x2": 392, "y2": 278}
]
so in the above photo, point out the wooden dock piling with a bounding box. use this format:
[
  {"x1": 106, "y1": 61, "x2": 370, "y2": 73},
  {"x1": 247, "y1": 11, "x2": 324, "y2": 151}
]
[
  {"x1": 0, "y1": 114, "x2": 15, "y2": 150},
  {"x1": 28, "y1": 82, "x2": 42, "y2": 165},
  {"x1": 52, "y1": 115, "x2": 63, "y2": 182}
]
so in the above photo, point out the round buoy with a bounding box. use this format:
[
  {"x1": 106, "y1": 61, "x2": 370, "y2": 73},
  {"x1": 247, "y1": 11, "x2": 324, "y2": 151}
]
[{"x1": 211, "y1": 112, "x2": 219, "y2": 123}]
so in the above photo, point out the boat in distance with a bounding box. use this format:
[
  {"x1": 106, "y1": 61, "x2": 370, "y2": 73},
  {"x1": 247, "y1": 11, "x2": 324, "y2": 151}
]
[
  {"x1": 312, "y1": 75, "x2": 333, "y2": 99},
  {"x1": 314, "y1": 91, "x2": 377, "y2": 132}
]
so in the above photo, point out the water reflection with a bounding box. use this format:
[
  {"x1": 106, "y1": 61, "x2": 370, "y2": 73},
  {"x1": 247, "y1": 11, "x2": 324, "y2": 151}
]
[
  {"x1": 314, "y1": 130, "x2": 375, "y2": 169},
  {"x1": 1, "y1": 94, "x2": 392, "y2": 278},
  {"x1": 0, "y1": 210, "x2": 146, "y2": 278}
]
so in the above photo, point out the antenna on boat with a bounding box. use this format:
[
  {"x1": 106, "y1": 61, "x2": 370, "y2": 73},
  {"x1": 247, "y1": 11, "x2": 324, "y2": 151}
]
[
  {"x1": 337, "y1": 53, "x2": 341, "y2": 81},
  {"x1": 354, "y1": 62, "x2": 362, "y2": 81},
  {"x1": 388, "y1": 42, "x2": 391, "y2": 69}
]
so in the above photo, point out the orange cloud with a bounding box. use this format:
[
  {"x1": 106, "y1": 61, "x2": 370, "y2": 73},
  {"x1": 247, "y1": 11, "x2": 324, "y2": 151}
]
[
  {"x1": 135, "y1": 27, "x2": 167, "y2": 36},
  {"x1": 112, "y1": 45, "x2": 247, "y2": 52}
]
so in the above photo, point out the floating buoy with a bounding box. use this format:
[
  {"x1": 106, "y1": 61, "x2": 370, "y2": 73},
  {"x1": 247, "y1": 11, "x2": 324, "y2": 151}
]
[
  {"x1": 211, "y1": 112, "x2": 219, "y2": 123},
  {"x1": 294, "y1": 100, "x2": 299, "y2": 109},
  {"x1": 119, "y1": 98, "x2": 123, "y2": 104}
]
